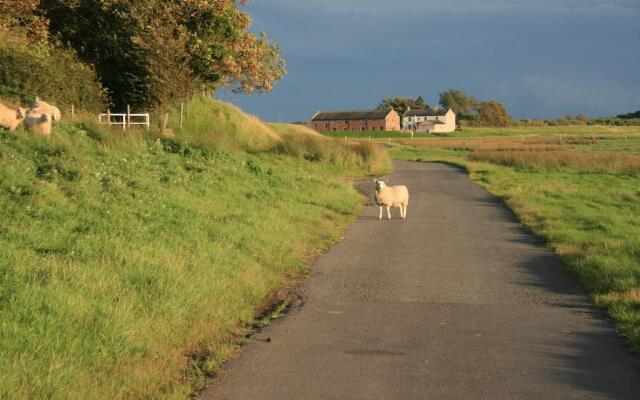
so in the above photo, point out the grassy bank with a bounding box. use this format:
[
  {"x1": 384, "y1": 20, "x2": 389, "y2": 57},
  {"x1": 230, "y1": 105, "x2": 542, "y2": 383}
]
[
  {"x1": 390, "y1": 135, "x2": 640, "y2": 354},
  {"x1": 0, "y1": 98, "x2": 391, "y2": 399}
]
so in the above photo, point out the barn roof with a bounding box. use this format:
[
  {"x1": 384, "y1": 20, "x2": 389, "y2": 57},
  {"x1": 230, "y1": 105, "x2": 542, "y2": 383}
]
[
  {"x1": 404, "y1": 108, "x2": 452, "y2": 117},
  {"x1": 311, "y1": 109, "x2": 393, "y2": 121}
]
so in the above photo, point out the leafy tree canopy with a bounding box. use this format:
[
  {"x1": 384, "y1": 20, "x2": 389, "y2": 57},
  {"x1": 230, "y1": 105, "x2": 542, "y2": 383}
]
[
  {"x1": 617, "y1": 110, "x2": 640, "y2": 119},
  {"x1": 377, "y1": 96, "x2": 429, "y2": 115},
  {"x1": 438, "y1": 89, "x2": 478, "y2": 116},
  {"x1": 476, "y1": 101, "x2": 510, "y2": 127},
  {"x1": 2, "y1": 0, "x2": 286, "y2": 109}
]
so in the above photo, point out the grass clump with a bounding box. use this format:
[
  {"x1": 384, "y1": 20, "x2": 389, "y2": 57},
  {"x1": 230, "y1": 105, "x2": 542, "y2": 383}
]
[
  {"x1": 273, "y1": 125, "x2": 392, "y2": 176},
  {"x1": 390, "y1": 132, "x2": 640, "y2": 354},
  {"x1": 0, "y1": 98, "x2": 391, "y2": 399},
  {"x1": 168, "y1": 97, "x2": 280, "y2": 152}
]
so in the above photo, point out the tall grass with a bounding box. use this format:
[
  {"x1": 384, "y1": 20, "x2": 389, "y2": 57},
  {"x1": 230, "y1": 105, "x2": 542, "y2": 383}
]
[
  {"x1": 275, "y1": 129, "x2": 392, "y2": 175},
  {"x1": 390, "y1": 135, "x2": 640, "y2": 354},
  {"x1": 0, "y1": 98, "x2": 392, "y2": 399},
  {"x1": 469, "y1": 150, "x2": 640, "y2": 175}
]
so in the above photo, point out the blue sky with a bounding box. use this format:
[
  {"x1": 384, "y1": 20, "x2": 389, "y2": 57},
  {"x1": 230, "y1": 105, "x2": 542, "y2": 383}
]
[{"x1": 218, "y1": 0, "x2": 640, "y2": 122}]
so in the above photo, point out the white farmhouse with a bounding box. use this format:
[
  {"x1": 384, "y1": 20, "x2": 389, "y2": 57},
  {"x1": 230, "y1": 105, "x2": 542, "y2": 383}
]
[{"x1": 402, "y1": 108, "x2": 456, "y2": 133}]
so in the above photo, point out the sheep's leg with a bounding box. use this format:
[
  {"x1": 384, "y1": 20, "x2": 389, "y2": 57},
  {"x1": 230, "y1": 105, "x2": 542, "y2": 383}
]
[
  {"x1": 386, "y1": 206, "x2": 391, "y2": 220},
  {"x1": 400, "y1": 205, "x2": 405, "y2": 219},
  {"x1": 379, "y1": 206, "x2": 383, "y2": 220},
  {"x1": 403, "y1": 204, "x2": 408, "y2": 219}
]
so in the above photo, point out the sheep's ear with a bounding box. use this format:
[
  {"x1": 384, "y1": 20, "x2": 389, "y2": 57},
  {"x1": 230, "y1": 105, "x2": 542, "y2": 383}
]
[
  {"x1": 15, "y1": 107, "x2": 22, "y2": 118},
  {"x1": 374, "y1": 178, "x2": 378, "y2": 183}
]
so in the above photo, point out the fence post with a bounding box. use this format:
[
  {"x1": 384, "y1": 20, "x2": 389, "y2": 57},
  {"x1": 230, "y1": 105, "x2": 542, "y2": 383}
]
[
  {"x1": 162, "y1": 113, "x2": 169, "y2": 135},
  {"x1": 107, "y1": 109, "x2": 111, "y2": 127},
  {"x1": 127, "y1": 105, "x2": 131, "y2": 131},
  {"x1": 180, "y1": 101, "x2": 184, "y2": 129},
  {"x1": 71, "y1": 105, "x2": 75, "y2": 121}
]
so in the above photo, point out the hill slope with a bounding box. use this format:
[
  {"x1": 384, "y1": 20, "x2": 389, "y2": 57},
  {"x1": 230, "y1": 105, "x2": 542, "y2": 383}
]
[{"x1": 0, "y1": 98, "x2": 391, "y2": 399}]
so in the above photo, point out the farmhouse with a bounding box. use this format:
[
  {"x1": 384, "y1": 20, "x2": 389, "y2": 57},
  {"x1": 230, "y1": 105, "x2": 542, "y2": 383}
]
[
  {"x1": 403, "y1": 108, "x2": 456, "y2": 133},
  {"x1": 310, "y1": 109, "x2": 401, "y2": 132}
]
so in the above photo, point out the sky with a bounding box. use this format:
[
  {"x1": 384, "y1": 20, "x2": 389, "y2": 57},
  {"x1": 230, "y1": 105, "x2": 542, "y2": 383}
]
[{"x1": 217, "y1": 0, "x2": 640, "y2": 122}]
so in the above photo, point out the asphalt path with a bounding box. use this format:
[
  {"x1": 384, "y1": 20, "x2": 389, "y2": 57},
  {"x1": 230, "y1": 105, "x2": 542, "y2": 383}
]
[{"x1": 201, "y1": 160, "x2": 640, "y2": 400}]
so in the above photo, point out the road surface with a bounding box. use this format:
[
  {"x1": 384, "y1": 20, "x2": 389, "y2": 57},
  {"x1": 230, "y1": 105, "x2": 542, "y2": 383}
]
[{"x1": 200, "y1": 161, "x2": 640, "y2": 400}]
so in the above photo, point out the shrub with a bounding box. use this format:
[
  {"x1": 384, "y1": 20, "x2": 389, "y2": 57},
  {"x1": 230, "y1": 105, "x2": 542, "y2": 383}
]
[{"x1": 0, "y1": 28, "x2": 107, "y2": 112}]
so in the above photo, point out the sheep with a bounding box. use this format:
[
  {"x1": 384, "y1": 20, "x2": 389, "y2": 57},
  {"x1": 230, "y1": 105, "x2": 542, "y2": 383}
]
[
  {"x1": 374, "y1": 178, "x2": 409, "y2": 220},
  {"x1": 24, "y1": 112, "x2": 52, "y2": 136},
  {"x1": 0, "y1": 103, "x2": 26, "y2": 131},
  {"x1": 31, "y1": 97, "x2": 61, "y2": 122}
]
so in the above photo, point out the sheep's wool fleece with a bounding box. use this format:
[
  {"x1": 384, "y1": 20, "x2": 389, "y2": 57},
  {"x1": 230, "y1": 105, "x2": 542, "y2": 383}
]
[
  {"x1": 375, "y1": 185, "x2": 409, "y2": 207},
  {"x1": 0, "y1": 104, "x2": 24, "y2": 131}
]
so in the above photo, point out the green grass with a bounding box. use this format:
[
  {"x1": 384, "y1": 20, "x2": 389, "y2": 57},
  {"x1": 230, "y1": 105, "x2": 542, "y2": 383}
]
[
  {"x1": 390, "y1": 138, "x2": 640, "y2": 354},
  {"x1": 0, "y1": 99, "x2": 391, "y2": 399},
  {"x1": 439, "y1": 125, "x2": 640, "y2": 138},
  {"x1": 320, "y1": 130, "x2": 412, "y2": 139}
]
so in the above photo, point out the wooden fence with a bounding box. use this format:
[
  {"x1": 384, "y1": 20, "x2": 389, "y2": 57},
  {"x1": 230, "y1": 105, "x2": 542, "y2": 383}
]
[{"x1": 99, "y1": 107, "x2": 150, "y2": 130}]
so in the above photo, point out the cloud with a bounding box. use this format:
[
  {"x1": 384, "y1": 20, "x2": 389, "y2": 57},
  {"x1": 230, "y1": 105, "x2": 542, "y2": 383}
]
[{"x1": 522, "y1": 76, "x2": 640, "y2": 115}]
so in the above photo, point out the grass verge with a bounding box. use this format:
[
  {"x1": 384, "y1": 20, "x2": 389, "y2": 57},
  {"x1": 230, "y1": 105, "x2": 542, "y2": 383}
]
[
  {"x1": 0, "y1": 99, "x2": 391, "y2": 399},
  {"x1": 390, "y1": 136, "x2": 640, "y2": 354}
]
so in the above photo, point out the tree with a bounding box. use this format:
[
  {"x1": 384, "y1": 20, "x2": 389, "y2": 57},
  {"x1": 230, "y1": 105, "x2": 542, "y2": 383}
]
[
  {"x1": 617, "y1": 110, "x2": 640, "y2": 119},
  {"x1": 0, "y1": 0, "x2": 49, "y2": 40},
  {"x1": 438, "y1": 89, "x2": 478, "y2": 117},
  {"x1": 476, "y1": 101, "x2": 510, "y2": 127},
  {"x1": 377, "y1": 96, "x2": 430, "y2": 115},
  {"x1": 36, "y1": 0, "x2": 286, "y2": 109}
]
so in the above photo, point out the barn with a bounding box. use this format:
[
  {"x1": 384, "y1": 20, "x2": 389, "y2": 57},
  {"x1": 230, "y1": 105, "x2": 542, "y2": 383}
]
[{"x1": 309, "y1": 109, "x2": 401, "y2": 132}]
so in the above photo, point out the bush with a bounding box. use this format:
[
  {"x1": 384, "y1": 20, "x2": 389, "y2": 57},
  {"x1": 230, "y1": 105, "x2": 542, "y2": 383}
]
[{"x1": 0, "y1": 28, "x2": 107, "y2": 112}]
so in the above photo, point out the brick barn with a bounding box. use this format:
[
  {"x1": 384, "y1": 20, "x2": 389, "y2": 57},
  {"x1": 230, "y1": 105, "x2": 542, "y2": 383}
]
[{"x1": 309, "y1": 109, "x2": 401, "y2": 132}]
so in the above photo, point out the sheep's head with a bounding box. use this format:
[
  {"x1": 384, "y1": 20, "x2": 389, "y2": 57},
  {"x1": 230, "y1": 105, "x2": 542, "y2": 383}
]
[
  {"x1": 16, "y1": 107, "x2": 26, "y2": 120},
  {"x1": 374, "y1": 179, "x2": 387, "y2": 192}
]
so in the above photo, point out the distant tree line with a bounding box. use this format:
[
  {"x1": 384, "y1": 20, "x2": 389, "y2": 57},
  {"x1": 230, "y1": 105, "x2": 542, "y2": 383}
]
[
  {"x1": 0, "y1": 0, "x2": 286, "y2": 110},
  {"x1": 378, "y1": 90, "x2": 640, "y2": 128},
  {"x1": 377, "y1": 90, "x2": 511, "y2": 127}
]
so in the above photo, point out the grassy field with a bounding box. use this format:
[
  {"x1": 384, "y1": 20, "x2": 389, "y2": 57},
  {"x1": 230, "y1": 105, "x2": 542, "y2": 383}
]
[
  {"x1": 0, "y1": 97, "x2": 391, "y2": 399},
  {"x1": 390, "y1": 132, "x2": 640, "y2": 354},
  {"x1": 320, "y1": 130, "x2": 411, "y2": 139},
  {"x1": 318, "y1": 125, "x2": 640, "y2": 140}
]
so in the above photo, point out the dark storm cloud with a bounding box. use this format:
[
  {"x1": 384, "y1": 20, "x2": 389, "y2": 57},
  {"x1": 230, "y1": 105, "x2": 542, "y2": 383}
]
[{"x1": 218, "y1": 1, "x2": 640, "y2": 121}]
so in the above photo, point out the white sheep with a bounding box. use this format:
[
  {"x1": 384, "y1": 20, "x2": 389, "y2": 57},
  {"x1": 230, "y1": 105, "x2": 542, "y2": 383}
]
[
  {"x1": 0, "y1": 103, "x2": 26, "y2": 131},
  {"x1": 374, "y1": 178, "x2": 409, "y2": 220},
  {"x1": 31, "y1": 97, "x2": 61, "y2": 122},
  {"x1": 24, "y1": 112, "x2": 52, "y2": 136}
]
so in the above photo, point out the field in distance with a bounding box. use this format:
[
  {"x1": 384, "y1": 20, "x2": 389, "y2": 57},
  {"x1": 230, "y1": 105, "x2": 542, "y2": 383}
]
[
  {"x1": 319, "y1": 125, "x2": 640, "y2": 139},
  {"x1": 389, "y1": 129, "x2": 640, "y2": 354}
]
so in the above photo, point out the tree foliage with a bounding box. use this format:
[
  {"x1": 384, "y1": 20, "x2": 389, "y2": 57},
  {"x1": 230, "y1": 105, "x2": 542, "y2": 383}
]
[
  {"x1": 475, "y1": 101, "x2": 510, "y2": 127},
  {"x1": 377, "y1": 96, "x2": 429, "y2": 115},
  {"x1": 438, "y1": 89, "x2": 478, "y2": 117},
  {"x1": 617, "y1": 110, "x2": 640, "y2": 119},
  {"x1": 0, "y1": 26, "x2": 108, "y2": 110},
  {"x1": 2, "y1": 0, "x2": 286, "y2": 109}
]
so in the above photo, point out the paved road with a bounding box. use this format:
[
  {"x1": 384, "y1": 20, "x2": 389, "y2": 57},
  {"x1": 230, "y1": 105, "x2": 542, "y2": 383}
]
[{"x1": 201, "y1": 161, "x2": 640, "y2": 400}]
